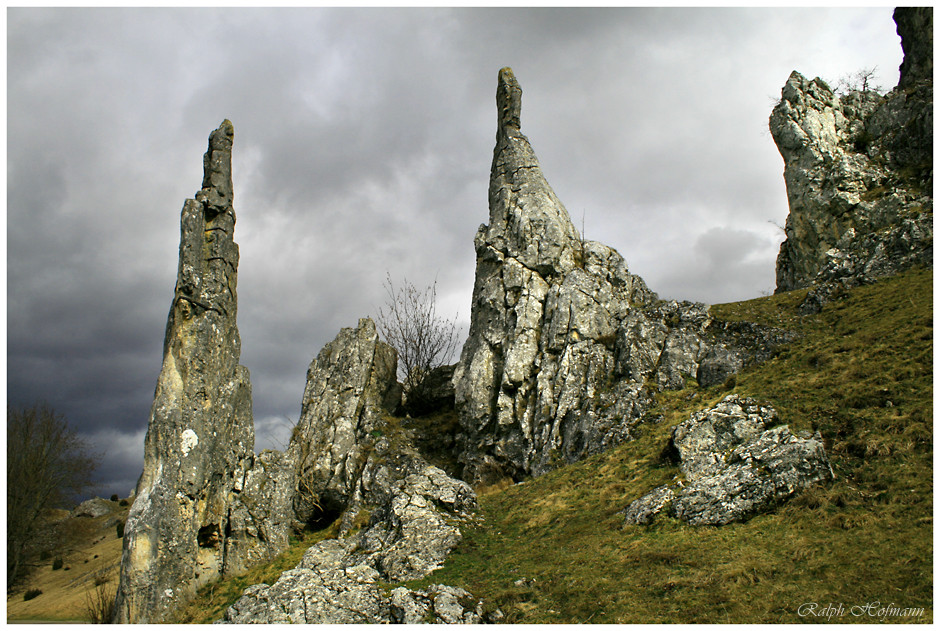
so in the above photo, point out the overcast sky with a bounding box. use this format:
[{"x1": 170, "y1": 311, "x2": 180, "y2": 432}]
[{"x1": 7, "y1": 7, "x2": 904, "y2": 499}]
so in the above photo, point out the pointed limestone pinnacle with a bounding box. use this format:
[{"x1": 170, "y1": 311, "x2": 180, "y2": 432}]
[
  {"x1": 497, "y1": 67, "x2": 522, "y2": 133},
  {"x1": 486, "y1": 67, "x2": 582, "y2": 275},
  {"x1": 200, "y1": 119, "x2": 235, "y2": 218},
  {"x1": 113, "y1": 120, "x2": 253, "y2": 623}
]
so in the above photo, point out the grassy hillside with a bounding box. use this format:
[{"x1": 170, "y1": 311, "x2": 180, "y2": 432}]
[
  {"x1": 410, "y1": 266, "x2": 932, "y2": 623},
  {"x1": 18, "y1": 268, "x2": 932, "y2": 623},
  {"x1": 6, "y1": 501, "x2": 130, "y2": 622}
]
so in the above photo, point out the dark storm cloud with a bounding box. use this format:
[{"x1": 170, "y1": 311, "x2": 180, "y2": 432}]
[{"x1": 7, "y1": 7, "x2": 903, "y2": 497}]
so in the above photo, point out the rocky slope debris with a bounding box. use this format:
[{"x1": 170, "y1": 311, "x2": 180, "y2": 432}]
[
  {"x1": 220, "y1": 318, "x2": 495, "y2": 623},
  {"x1": 114, "y1": 120, "x2": 259, "y2": 623},
  {"x1": 623, "y1": 395, "x2": 833, "y2": 526},
  {"x1": 771, "y1": 7, "x2": 932, "y2": 297},
  {"x1": 453, "y1": 67, "x2": 792, "y2": 487},
  {"x1": 221, "y1": 465, "x2": 497, "y2": 624}
]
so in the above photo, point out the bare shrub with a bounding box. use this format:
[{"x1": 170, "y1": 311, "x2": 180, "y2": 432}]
[
  {"x1": 375, "y1": 274, "x2": 459, "y2": 412},
  {"x1": 84, "y1": 573, "x2": 116, "y2": 624}
]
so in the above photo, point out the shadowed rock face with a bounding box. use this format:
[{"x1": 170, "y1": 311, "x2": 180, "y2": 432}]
[
  {"x1": 896, "y1": 7, "x2": 933, "y2": 90},
  {"x1": 771, "y1": 8, "x2": 932, "y2": 294},
  {"x1": 453, "y1": 69, "x2": 790, "y2": 487},
  {"x1": 114, "y1": 121, "x2": 256, "y2": 623}
]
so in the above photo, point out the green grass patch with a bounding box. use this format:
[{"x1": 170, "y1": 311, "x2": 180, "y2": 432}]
[{"x1": 172, "y1": 268, "x2": 932, "y2": 624}]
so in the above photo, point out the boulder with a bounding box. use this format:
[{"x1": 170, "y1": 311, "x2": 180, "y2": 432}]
[
  {"x1": 623, "y1": 395, "x2": 833, "y2": 526},
  {"x1": 72, "y1": 497, "x2": 113, "y2": 519}
]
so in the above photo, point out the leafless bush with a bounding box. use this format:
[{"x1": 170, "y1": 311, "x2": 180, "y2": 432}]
[
  {"x1": 375, "y1": 274, "x2": 459, "y2": 411},
  {"x1": 836, "y1": 66, "x2": 883, "y2": 94}
]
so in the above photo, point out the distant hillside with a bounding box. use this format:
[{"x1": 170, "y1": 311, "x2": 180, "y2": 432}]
[
  {"x1": 165, "y1": 266, "x2": 930, "y2": 623},
  {"x1": 6, "y1": 499, "x2": 131, "y2": 623}
]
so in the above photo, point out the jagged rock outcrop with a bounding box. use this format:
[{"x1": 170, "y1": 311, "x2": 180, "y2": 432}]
[
  {"x1": 221, "y1": 464, "x2": 492, "y2": 624},
  {"x1": 287, "y1": 317, "x2": 403, "y2": 528},
  {"x1": 771, "y1": 7, "x2": 932, "y2": 296},
  {"x1": 623, "y1": 395, "x2": 833, "y2": 526},
  {"x1": 897, "y1": 6, "x2": 933, "y2": 89},
  {"x1": 72, "y1": 497, "x2": 114, "y2": 519},
  {"x1": 223, "y1": 532, "x2": 500, "y2": 624},
  {"x1": 114, "y1": 121, "x2": 259, "y2": 623},
  {"x1": 223, "y1": 448, "x2": 298, "y2": 575},
  {"x1": 453, "y1": 68, "x2": 792, "y2": 486},
  {"x1": 221, "y1": 318, "x2": 495, "y2": 623}
]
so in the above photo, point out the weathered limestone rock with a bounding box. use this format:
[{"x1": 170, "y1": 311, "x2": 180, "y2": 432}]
[
  {"x1": 114, "y1": 121, "x2": 258, "y2": 623},
  {"x1": 454, "y1": 68, "x2": 791, "y2": 486},
  {"x1": 223, "y1": 448, "x2": 298, "y2": 575},
  {"x1": 623, "y1": 395, "x2": 833, "y2": 526},
  {"x1": 72, "y1": 497, "x2": 113, "y2": 519},
  {"x1": 771, "y1": 8, "x2": 932, "y2": 294},
  {"x1": 221, "y1": 464, "x2": 496, "y2": 624},
  {"x1": 287, "y1": 317, "x2": 402, "y2": 527},
  {"x1": 896, "y1": 7, "x2": 933, "y2": 89},
  {"x1": 217, "y1": 316, "x2": 493, "y2": 623}
]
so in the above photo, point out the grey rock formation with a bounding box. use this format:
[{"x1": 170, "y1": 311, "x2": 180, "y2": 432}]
[
  {"x1": 114, "y1": 121, "x2": 259, "y2": 623},
  {"x1": 221, "y1": 463, "x2": 496, "y2": 624},
  {"x1": 216, "y1": 318, "x2": 492, "y2": 623},
  {"x1": 72, "y1": 497, "x2": 114, "y2": 519},
  {"x1": 287, "y1": 317, "x2": 402, "y2": 527},
  {"x1": 453, "y1": 68, "x2": 791, "y2": 486},
  {"x1": 896, "y1": 7, "x2": 933, "y2": 89},
  {"x1": 771, "y1": 8, "x2": 932, "y2": 294},
  {"x1": 223, "y1": 448, "x2": 298, "y2": 576},
  {"x1": 623, "y1": 395, "x2": 833, "y2": 526}
]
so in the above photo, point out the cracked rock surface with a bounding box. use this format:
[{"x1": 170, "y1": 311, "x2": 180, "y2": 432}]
[
  {"x1": 453, "y1": 68, "x2": 793, "y2": 486},
  {"x1": 623, "y1": 395, "x2": 834, "y2": 526},
  {"x1": 221, "y1": 465, "x2": 500, "y2": 624},
  {"x1": 771, "y1": 7, "x2": 932, "y2": 296},
  {"x1": 115, "y1": 121, "x2": 258, "y2": 623}
]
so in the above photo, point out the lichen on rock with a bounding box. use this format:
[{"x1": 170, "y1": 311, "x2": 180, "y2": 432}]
[
  {"x1": 453, "y1": 68, "x2": 792, "y2": 487},
  {"x1": 623, "y1": 395, "x2": 834, "y2": 526},
  {"x1": 114, "y1": 120, "x2": 258, "y2": 623}
]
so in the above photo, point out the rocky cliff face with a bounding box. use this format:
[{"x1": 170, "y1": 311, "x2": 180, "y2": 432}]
[
  {"x1": 287, "y1": 318, "x2": 402, "y2": 529},
  {"x1": 771, "y1": 7, "x2": 933, "y2": 295},
  {"x1": 453, "y1": 68, "x2": 792, "y2": 487},
  {"x1": 114, "y1": 121, "x2": 258, "y2": 623}
]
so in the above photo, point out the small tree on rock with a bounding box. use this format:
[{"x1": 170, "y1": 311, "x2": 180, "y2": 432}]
[
  {"x1": 375, "y1": 274, "x2": 459, "y2": 414},
  {"x1": 837, "y1": 66, "x2": 883, "y2": 94}
]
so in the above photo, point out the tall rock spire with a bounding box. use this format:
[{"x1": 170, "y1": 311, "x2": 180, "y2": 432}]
[
  {"x1": 453, "y1": 68, "x2": 789, "y2": 486},
  {"x1": 114, "y1": 120, "x2": 255, "y2": 623},
  {"x1": 486, "y1": 67, "x2": 582, "y2": 276},
  {"x1": 454, "y1": 69, "x2": 657, "y2": 484}
]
